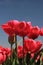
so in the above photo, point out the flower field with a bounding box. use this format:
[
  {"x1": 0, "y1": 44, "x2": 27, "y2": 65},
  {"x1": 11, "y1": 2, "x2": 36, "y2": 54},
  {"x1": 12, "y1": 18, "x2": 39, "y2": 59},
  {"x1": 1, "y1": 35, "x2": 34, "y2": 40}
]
[{"x1": 0, "y1": 20, "x2": 43, "y2": 65}]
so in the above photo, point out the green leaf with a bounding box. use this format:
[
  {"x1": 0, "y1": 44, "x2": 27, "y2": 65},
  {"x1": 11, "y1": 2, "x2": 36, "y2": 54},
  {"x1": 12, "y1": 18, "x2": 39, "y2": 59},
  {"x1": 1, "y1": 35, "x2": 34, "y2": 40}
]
[{"x1": 31, "y1": 48, "x2": 43, "y2": 64}]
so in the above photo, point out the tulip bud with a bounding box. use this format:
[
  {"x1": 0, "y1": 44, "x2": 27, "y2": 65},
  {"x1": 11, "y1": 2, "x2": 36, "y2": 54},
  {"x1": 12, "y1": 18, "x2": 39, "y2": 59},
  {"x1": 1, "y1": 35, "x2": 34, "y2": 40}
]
[{"x1": 8, "y1": 35, "x2": 16, "y2": 44}]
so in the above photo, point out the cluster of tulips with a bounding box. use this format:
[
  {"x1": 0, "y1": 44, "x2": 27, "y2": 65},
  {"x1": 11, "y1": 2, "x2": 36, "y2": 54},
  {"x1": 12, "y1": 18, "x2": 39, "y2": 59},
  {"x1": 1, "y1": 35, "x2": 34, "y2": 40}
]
[{"x1": 0, "y1": 20, "x2": 43, "y2": 65}]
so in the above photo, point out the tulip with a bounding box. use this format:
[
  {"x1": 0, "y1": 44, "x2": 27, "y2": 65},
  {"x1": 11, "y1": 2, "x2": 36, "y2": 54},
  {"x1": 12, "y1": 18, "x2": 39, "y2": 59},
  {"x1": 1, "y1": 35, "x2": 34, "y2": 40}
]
[
  {"x1": 15, "y1": 21, "x2": 27, "y2": 36},
  {"x1": 8, "y1": 35, "x2": 16, "y2": 44},
  {"x1": 0, "y1": 49, "x2": 6, "y2": 64},
  {"x1": 26, "y1": 22, "x2": 32, "y2": 34},
  {"x1": 28, "y1": 26, "x2": 40, "y2": 39},
  {"x1": 17, "y1": 46, "x2": 27, "y2": 58},
  {"x1": 24, "y1": 39, "x2": 42, "y2": 53},
  {"x1": 24, "y1": 39, "x2": 37, "y2": 53},
  {"x1": 1, "y1": 20, "x2": 19, "y2": 36},
  {"x1": 5, "y1": 48, "x2": 11, "y2": 57},
  {"x1": 15, "y1": 21, "x2": 32, "y2": 36},
  {"x1": 35, "y1": 41, "x2": 42, "y2": 52},
  {"x1": 1, "y1": 47, "x2": 11, "y2": 57},
  {"x1": 40, "y1": 27, "x2": 43, "y2": 36}
]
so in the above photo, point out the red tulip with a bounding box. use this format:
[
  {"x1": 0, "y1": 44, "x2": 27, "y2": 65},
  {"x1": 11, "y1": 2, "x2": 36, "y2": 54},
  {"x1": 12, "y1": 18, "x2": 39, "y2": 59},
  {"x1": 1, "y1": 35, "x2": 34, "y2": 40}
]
[
  {"x1": 17, "y1": 46, "x2": 23, "y2": 58},
  {"x1": 5, "y1": 48, "x2": 11, "y2": 57},
  {"x1": 15, "y1": 21, "x2": 27, "y2": 36},
  {"x1": 3, "y1": 54, "x2": 6, "y2": 62},
  {"x1": 15, "y1": 21, "x2": 32, "y2": 36},
  {"x1": 4, "y1": 48, "x2": 11, "y2": 57},
  {"x1": 1, "y1": 20, "x2": 19, "y2": 36},
  {"x1": 40, "y1": 27, "x2": 43, "y2": 36},
  {"x1": 28, "y1": 26, "x2": 40, "y2": 39},
  {"x1": 17, "y1": 46, "x2": 27, "y2": 58},
  {"x1": 0, "y1": 53, "x2": 4, "y2": 64},
  {"x1": 24, "y1": 39, "x2": 37, "y2": 53},
  {"x1": 0, "y1": 49, "x2": 6, "y2": 64},
  {"x1": 35, "y1": 41, "x2": 42, "y2": 52},
  {"x1": 26, "y1": 22, "x2": 32, "y2": 34},
  {"x1": 1, "y1": 47, "x2": 11, "y2": 57}
]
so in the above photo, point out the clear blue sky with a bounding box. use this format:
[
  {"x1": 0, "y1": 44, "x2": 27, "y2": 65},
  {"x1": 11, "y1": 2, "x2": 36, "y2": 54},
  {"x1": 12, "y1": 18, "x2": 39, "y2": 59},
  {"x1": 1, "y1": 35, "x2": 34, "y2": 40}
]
[{"x1": 0, "y1": 0, "x2": 43, "y2": 47}]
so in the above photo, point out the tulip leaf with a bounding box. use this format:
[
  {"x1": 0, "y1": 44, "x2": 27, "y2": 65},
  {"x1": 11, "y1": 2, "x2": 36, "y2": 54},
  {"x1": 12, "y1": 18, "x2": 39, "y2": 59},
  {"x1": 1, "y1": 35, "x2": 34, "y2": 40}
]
[{"x1": 31, "y1": 48, "x2": 43, "y2": 64}]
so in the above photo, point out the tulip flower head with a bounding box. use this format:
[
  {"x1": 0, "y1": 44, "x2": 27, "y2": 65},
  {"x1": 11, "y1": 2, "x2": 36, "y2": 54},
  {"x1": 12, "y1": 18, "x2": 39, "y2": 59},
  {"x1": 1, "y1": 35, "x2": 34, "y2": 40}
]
[
  {"x1": 17, "y1": 46, "x2": 27, "y2": 58},
  {"x1": 24, "y1": 39, "x2": 37, "y2": 53},
  {"x1": 28, "y1": 26, "x2": 40, "y2": 39},
  {"x1": 35, "y1": 41, "x2": 42, "y2": 52},
  {"x1": 0, "y1": 48, "x2": 6, "y2": 64},
  {"x1": 40, "y1": 27, "x2": 43, "y2": 36},
  {"x1": 1, "y1": 20, "x2": 19, "y2": 36},
  {"x1": 15, "y1": 21, "x2": 30, "y2": 36}
]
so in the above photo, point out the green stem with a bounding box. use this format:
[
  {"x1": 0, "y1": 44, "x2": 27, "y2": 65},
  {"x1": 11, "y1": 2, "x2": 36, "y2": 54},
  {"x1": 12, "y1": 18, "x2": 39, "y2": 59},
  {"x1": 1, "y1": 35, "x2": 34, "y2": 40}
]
[
  {"x1": 26, "y1": 53, "x2": 30, "y2": 65},
  {"x1": 18, "y1": 58, "x2": 23, "y2": 65},
  {"x1": 10, "y1": 44, "x2": 13, "y2": 65},
  {"x1": 11, "y1": 44, "x2": 12, "y2": 50},
  {"x1": 23, "y1": 36, "x2": 24, "y2": 65},
  {"x1": 15, "y1": 36, "x2": 17, "y2": 65},
  {"x1": 15, "y1": 36, "x2": 17, "y2": 54}
]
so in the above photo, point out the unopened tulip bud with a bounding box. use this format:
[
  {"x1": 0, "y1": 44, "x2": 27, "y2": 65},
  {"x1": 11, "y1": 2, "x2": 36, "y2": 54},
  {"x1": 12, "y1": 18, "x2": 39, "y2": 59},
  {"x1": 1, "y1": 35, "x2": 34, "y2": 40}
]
[{"x1": 8, "y1": 35, "x2": 16, "y2": 44}]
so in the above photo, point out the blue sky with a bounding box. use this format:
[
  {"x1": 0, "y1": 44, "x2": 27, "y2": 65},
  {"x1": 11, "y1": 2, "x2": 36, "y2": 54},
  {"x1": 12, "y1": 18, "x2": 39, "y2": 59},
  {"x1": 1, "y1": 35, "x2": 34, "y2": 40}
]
[{"x1": 0, "y1": 0, "x2": 43, "y2": 47}]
